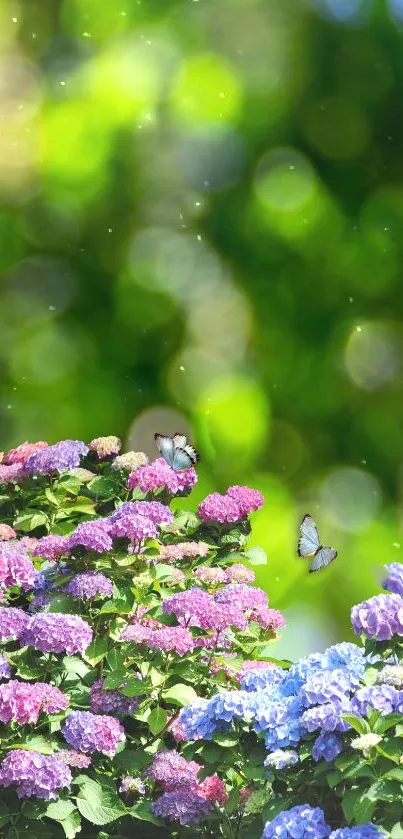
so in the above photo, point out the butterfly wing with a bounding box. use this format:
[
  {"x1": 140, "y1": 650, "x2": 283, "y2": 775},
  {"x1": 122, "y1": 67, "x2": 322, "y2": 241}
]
[
  {"x1": 171, "y1": 448, "x2": 195, "y2": 471},
  {"x1": 298, "y1": 514, "x2": 320, "y2": 557},
  {"x1": 183, "y1": 444, "x2": 199, "y2": 465},
  {"x1": 154, "y1": 433, "x2": 175, "y2": 468},
  {"x1": 309, "y1": 547, "x2": 338, "y2": 574},
  {"x1": 172, "y1": 433, "x2": 188, "y2": 450}
]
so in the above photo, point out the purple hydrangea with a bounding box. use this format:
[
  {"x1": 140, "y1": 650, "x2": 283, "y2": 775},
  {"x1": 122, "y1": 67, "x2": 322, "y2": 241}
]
[
  {"x1": 351, "y1": 593, "x2": 403, "y2": 641},
  {"x1": 226, "y1": 485, "x2": 264, "y2": 516},
  {"x1": 146, "y1": 750, "x2": 200, "y2": 791},
  {"x1": 33, "y1": 535, "x2": 69, "y2": 562},
  {"x1": 121, "y1": 624, "x2": 195, "y2": 656},
  {"x1": 65, "y1": 572, "x2": 113, "y2": 600},
  {"x1": 67, "y1": 519, "x2": 113, "y2": 553},
  {"x1": 0, "y1": 750, "x2": 72, "y2": 799},
  {"x1": 162, "y1": 587, "x2": 247, "y2": 631},
  {"x1": 312, "y1": 732, "x2": 343, "y2": 762},
  {"x1": 23, "y1": 440, "x2": 88, "y2": 475},
  {"x1": 301, "y1": 700, "x2": 352, "y2": 734},
  {"x1": 127, "y1": 457, "x2": 197, "y2": 495},
  {"x1": 0, "y1": 680, "x2": 68, "y2": 725},
  {"x1": 21, "y1": 613, "x2": 93, "y2": 655},
  {"x1": 0, "y1": 607, "x2": 29, "y2": 641},
  {"x1": 262, "y1": 804, "x2": 331, "y2": 838},
  {"x1": 111, "y1": 500, "x2": 173, "y2": 526},
  {"x1": 264, "y1": 749, "x2": 298, "y2": 770},
  {"x1": 351, "y1": 685, "x2": 398, "y2": 717},
  {"x1": 215, "y1": 583, "x2": 285, "y2": 630},
  {"x1": 0, "y1": 655, "x2": 11, "y2": 680},
  {"x1": 110, "y1": 513, "x2": 157, "y2": 542},
  {"x1": 90, "y1": 679, "x2": 140, "y2": 715},
  {"x1": 301, "y1": 669, "x2": 359, "y2": 708},
  {"x1": 329, "y1": 827, "x2": 384, "y2": 839},
  {"x1": 62, "y1": 710, "x2": 125, "y2": 756},
  {"x1": 0, "y1": 463, "x2": 25, "y2": 484},
  {"x1": 57, "y1": 750, "x2": 91, "y2": 768},
  {"x1": 152, "y1": 791, "x2": 212, "y2": 825},
  {"x1": 0, "y1": 542, "x2": 36, "y2": 591},
  {"x1": 198, "y1": 492, "x2": 242, "y2": 523},
  {"x1": 382, "y1": 562, "x2": 403, "y2": 596}
]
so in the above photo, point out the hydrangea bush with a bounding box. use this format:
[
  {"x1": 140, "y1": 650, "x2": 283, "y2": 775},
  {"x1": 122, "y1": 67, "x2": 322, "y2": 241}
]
[{"x1": 0, "y1": 436, "x2": 400, "y2": 838}]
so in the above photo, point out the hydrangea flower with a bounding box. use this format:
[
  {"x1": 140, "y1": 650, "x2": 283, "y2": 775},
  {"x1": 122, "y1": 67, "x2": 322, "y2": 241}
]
[
  {"x1": 351, "y1": 733, "x2": 382, "y2": 756},
  {"x1": 197, "y1": 774, "x2": 228, "y2": 804},
  {"x1": 226, "y1": 485, "x2": 264, "y2": 516},
  {"x1": 0, "y1": 463, "x2": 25, "y2": 484},
  {"x1": 62, "y1": 711, "x2": 125, "y2": 756},
  {"x1": 198, "y1": 492, "x2": 242, "y2": 523},
  {"x1": 119, "y1": 776, "x2": 146, "y2": 796},
  {"x1": 0, "y1": 607, "x2": 29, "y2": 641},
  {"x1": 152, "y1": 791, "x2": 212, "y2": 825},
  {"x1": 33, "y1": 535, "x2": 69, "y2": 562},
  {"x1": 121, "y1": 623, "x2": 194, "y2": 656},
  {"x1": 0, "y1": 542, "x2": 36, "y2": 590},
  {"x1": 264, "y1": 749, "x2": 299, "y2": 770},
  {"x1": 158, "y1": 542, "x2": 210, "y2": 563},
  {"x1": 329, "y1": 827, "x2": 384, "y2": 839},
  {"x1": 194, "y1": 566, "x2": 227, "y2": 585},
  {"x1": 146, "y1": 750, "x2": 200, "y2": 791},
  {"x1": 67, "y1": 519, "x2": 113, "y2": 553},
  {"x1": 0, "y1": 750, "x2": 72, "y2": 799},
  {"x1": 312, "y1": 732, "x2": 343, "y2": 762},
  {"x1": 351, "y1": 685, "x2": 398, "y2": 716},
  {"x1": 112, "y1": 451, "x2": 149, "y2": 471},
  {"x1": 57, "y1": 750, "x2": 92, "y2": 768},
  {"x1": 23, "y1": 440, "x2": 88, "y2": 475},
  {"x1": 65, "y1": 572, "x2": 113, "y2": 600},
  {"x1": 351, "y1": 593, "x2": 403, "y2": 640},
  {"x1": 261, "y1": 804, "x2": 331, "y2": 838},
  {"x1": 127, "y1": 457, "x2": 197, "y2": 495},
  {"x1": 21, "y1": 613, "x2": 93, "y2": 655},
  {"x1": 3, "y1": 441, "x2": 48, "y2": 465},
  {"x1": 0, "y1": 680, "x2": 68, "y2": 725},
  {"x1": 253, "y1": 696, "x2": 304, "y2": 751},
  {"x1": 89, "y1": 436, "x2": 122, "y2": 458},
  {"x1": 0, "y1": 524, "x2": 16, "y2": 540},
  {"x1": 163, "y1": 587, "x2": 247, "y2": 631},
  {"x1": 111, "y1": 500, "x2": 173, "y2": 525},
  {"x1": 378, "y1": 664, "x2": 403, "y2": 687},
  {"x1": 382, "y1": 562, "x2": 403, "y2": 596},
  {"x1": 301, "y1": 700, "x2": 352, "y2": 734},
  {"x1": 225, "y1": 564, "x2": 255, "y2": 584},
  {"x1": 179, "y1": 692, "x2": 249, "y2": 741},
  {"x1": 240, "y1": 665, "x2": 286, "y2": 693},
  {"x1": 301, "y1": 669, "x2": 359, "y2": 708},
  {"x1": 0, "y1": 655, "x2": 11, "y2": 680},
  {"x1": 110, "y1": 513, "x2": 157, "y2": 542},
  {"x1": 166, "y1": 567, "x2": 186, "y2": 586},
  {"x1": 90, "y1": 679, "x2": 140, "y2": 715}
]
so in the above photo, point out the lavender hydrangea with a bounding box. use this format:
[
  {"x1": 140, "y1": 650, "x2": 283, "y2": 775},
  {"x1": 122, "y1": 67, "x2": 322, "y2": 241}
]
[
  {"x1": 329, "y1": 827, "x2": 384, "y2": 838},
  {"x1": 0, "y1": 750, "x2": 72, "y2": 799},
  {"x1": 146, "y1": 750, "x2": 200, "y2": 791},
  {"x1": 301, "y1": 669, "x2": 359, "y2": 708},
  {"x1": 33, "y1": 535, "x2": 69, "y2": 562},
  {"x1": 127, "y1": 457, "x2": 197, "y2": 495},
  {"x1": 23, "y1": 440, "x2": 88, "y2": 475},
  {"x1": 67, "y1": 519, "x2": 113, "y2": 553},
  {"x1": 110, "y1": 513, "x2": 157, "y2": 542},
  {"x1": 351, "y1": 685, "x2": 398, "y2": 716},
  {"x1": 21, "y1": 613, "x2": 93, "y2": 655},
  {"x1": 351, "y1": 593, "x2": 403, "y2": 640},
  {"x1": 162, "y1": 587, "x2": 247, "y2": 631},
  {"x1": 312, "y1": 732, "x2": 343, "y2": 762},
  {"x1": 90, "y1": 679, "x2": 140, "y2": 715},
  {"x1": 0, "y1": 542, "x2": 36, "y2": 590},
  {"x1": 62, "y1": 710, "x2": 125, "y2": 756},
  {"x1": 301, "y1": 700, "x2": 352, "y2": 734},
  {"x1": 382, "y1": 562, "x2": 403, "y2": 596},
  {"x1": 0, "y1": 680, "x2": 68, "y2": 725},
  {"x1": 111, "y1": 500, "x2": 173, "y2": 525},
  {"x1": 264, "y1": 749, "x2": 298, "y2": 770},
  {"x1": 152, "y1": 791, "x2": 212, "y2": 825},
  {"x1": 261, "y1": 804, "x2": 331, "y2": 838},
  {"x1": 0, "y1": 607, "x2": 29, "y2": 641},
  {"x1": 0, "y1": 655, "x2": 11, "y2": 680},
  {"x1": 121, "y1": 624, "x2": 195, "y2": 656},
  {"x1": 65, "y1": 572, "x2": 113, "y2": 600}
]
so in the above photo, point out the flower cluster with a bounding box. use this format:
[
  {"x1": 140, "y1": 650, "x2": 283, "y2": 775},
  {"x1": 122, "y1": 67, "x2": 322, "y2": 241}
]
[
  {"x1": 148, "y1": 751, "x2": 227, "y2": 825},
  {"x1": 0, "y1": 524, "x2": 16, "y2": 540},
  {"x1": 23, "y1": 440, "x2": 89, "y2": 475},
  {"x1": 65, "y1": 572, "x2": 113, "y2": 599},
  {"x1": 0, "y1": 542, "x2": 36, "y2": 590},
  {"x1": 158, "y1": 541, "x2": 210, "y2": 563},
  {"x1": 0, "y1": 607, "x2": 29, "y2": 641},
  {"x1": 0, "y1": 680, "x2": 68, "y2": 725},
  {"x1": 111, "y1": 500, "x2": 173, "y2": 525},
  {"x1": 127, "y1": 457, "x2": 197, "y2": 495},
  {"x1": 62, "y1": 711, "x2": 126, "y2": 756},
  {"x1": 351, "y1": 593, "x2": 403, "y2": 640},
  {"x1": 198, "y1": 485, "x2": 263, "y2": 523},
  {"x1": 0, "y1": 750, "x2": 72, "y2": 799},
  {"x1": 33, "y1": 535, "x2": 69, "y2": 562},
  {"x1": 112, "y1": 451, "x2": 149, "y2": 471},
  {"x1": 90, "y1": 679, "x2": 140, "y2": 715},
  {"x1": 3, "y1": 441, "x2": 48, "y2": 465},
  {"x1": 21, "y1": 613, "x2": 93, "y2": 655},
  {"x1": 67, "y1": 519, "x2": 113, "y2": 553},
  {"x1": 89, "y1": 436, "x2": 121, "y2": 458},
  {"x1": 121, "y1": 623, "x2": 195, "y2": 655}
]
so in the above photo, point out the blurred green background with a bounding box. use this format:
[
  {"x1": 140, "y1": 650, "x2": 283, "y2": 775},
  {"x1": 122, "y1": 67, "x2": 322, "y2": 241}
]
[{"x1": 1, "y1": 0, "x2": 403, "y2": 657}]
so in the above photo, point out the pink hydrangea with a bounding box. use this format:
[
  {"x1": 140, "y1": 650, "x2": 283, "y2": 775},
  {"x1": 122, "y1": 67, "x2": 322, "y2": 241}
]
[
  {"x1": 3, "y1": 441, "x2": 48, "y2": 465},
  {"x1": 89, "y1": 436, "x2": 122, "y2": 458},
  {"x1": 33, "y1": 535, "x2": 69, "y2": 562},
  {"x1": 19, "y1": 537, "x2": 38, "y2": 552},
  {"x1": 0, "y1": 463, "x2": 25, "y2": 484},
  {"x1": 121, "y1": 624, "x2": 194, "y2": 656},
  {"x1": 166, "y1": 568, "x2": 186, "y2": 586},
  {"x1": 225, "y1": 564, "x2": 255, "y2": 584},
  {"x1": 127, "y1": 457, "x2": 197, "y2": 495},
  {"x1": 146, "y1": 750, "x2": 200, "y2": 791},
  {"x1": 0, "y1": 543, "x2": 36, "y2": 591},
  {"x1": 0, "y1": 680, "x2": 68, "y2": 725},
  {"x1": 57, "y1": 750, "x2": 92, "y2": 769},
  {"x1": 0, "y1": 607, "x2": 29, "y2": 641},
  {"x1": 226, "y1": 485, "x2": 264, "y2": 517},
  {"x1": 110, "y1": 514, "x2": 157, "y2": 542},
  {"x1": 0, "y1": 525, "x2": 16, "y2": 541},
  {"x1": 158, "y1": 542, "x2": 210, "y2": 563},
  {"x1": 163, "y1": 587, "x2": 247, "y2": 631},
  {"x1": 197, "y1": 774, "x2": 228, "y2": 805},
  {"x1": 194, "y1": 567, "x2": 227, "y2": 585},
  {"x1": 198, "y1": 493, "x2": 241, "y2": 524}
]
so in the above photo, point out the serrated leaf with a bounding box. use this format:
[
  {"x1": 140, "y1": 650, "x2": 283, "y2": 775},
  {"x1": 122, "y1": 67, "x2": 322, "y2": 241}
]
[
  {"x1": 130, "y1": 801, "x2": 163, "y2": 825},
  {"x1": 148, "y1": 707, "x2": 168, "y2": 735},
  {"x1": 161, "y1": 683, "x2": 198, "y2": 707},
  {"x1": 342, "y1": 714, "x2": 370, "y2": 734},
  {"x1": 46, "y1": 800, "x2": 76, "y2": 821},
  {"x1": 14, "y1": 510, "x2": 48, "y2": 532},
  {"x1": 354, "y1": 794, "x2": 375, "y2": 824},
  {"x1": 120, "y1": 677, "x2": 146, "y2": 697},
  {"x1": 76, "y1": 777, "x2": 126, "y2": 826},
  {"x1": 244, "y1": 546, "x2": 267, "y2": 566},
  {"x1": 373, "y1": 713, "x2": 403, "y2": 734},
  {"x1": 87, "y1": 476, "x2": 119, "y2": 498},
  {"x1": 60, "y1": 811, "x2": 81, "y2": 839},
  {"x1": 103, "y1": 670, "x2": 127, "y2": 690},
  {"x1": 83, "y1": 636, "x2": 109, "y2": 666},
  {"x1": 20, "y1": 735, "x2": 54, "y2": 754}
]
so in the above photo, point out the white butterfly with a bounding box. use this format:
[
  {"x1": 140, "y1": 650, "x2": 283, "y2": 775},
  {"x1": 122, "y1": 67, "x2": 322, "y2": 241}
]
[
  {"x1": 154, "y1": 433, "x2": 199, "y2": 472},
  {"x1": 298, "y1": 514, "x2": 338, "y2": 573}
]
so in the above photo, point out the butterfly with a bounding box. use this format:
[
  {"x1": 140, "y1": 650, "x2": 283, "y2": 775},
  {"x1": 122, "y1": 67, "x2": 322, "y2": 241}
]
[
  {"x1": 154, "y1": 433, "x2": 199, "y2": 472},
  {"x1": 298, "y1": 514, "x2": 338, "y2": 573}
]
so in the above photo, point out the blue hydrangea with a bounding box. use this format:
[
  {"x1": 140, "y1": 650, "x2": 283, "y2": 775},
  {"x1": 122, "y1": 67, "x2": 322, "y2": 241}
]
[
  {"x1": 312, "y1": 732, "x2": 342, "y2": 762},
  {"x1": 325, "y1": 642, "x2": 366, "y2": 680},
  {"x1": 178, "y1": 691, "x2": 250, "y2": 740},
  {"x1": 301, "y1": 700, "x2": 352, "y2": 734},
  {"x1": 262, "y1": 804, "x2": 331, "y2": 838},
  {"x1": 264, "y1": 749, "x2": 298, "y2": 770},
  {"x1": 240, "y1": 665, "x2": 286, "y2": 693},
  {"x1": 329, "y1": 826, "x2": 384, "y2": 839},
  {"x1": 301, "y1": 669, "x2": 359, "y2": 708},
  {"x1": 253, "y1": 696, "x2": 304, "y2": 750},
  {"x1": 281, "y1": 653, "x2": 328, "y2": 696}
]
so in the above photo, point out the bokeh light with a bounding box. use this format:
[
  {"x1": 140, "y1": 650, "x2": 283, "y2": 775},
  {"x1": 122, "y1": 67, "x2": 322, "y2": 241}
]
[{"x1": 344, "y1": 321, "x2": 401, "y2": 390}]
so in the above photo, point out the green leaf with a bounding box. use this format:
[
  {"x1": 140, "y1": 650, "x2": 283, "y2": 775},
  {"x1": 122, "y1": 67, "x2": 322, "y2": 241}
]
[
  {"x1": 114, "y1": 749, "x2": 151, "y2": 772},
  {"x1": 130, "y1": 801, "x2": 163, "y2": 825},
  {"x1": 83, "y1": 636, "x2": 109, "y2": 666},
  {"x1": 62, "y1": 656, "x2": 91, "y2": 677},
  {"x1": 14, "y1": 510, "x2": 48, "y2": 532},
  {"x1": 76, "y1": 777, "x2": 127, "y2": 826},
  {"x1": 87, "y1": 476, "x2": 119, "y2": 498},
  {"x1": 148, "y1": 707, "x2": 168, "y2": 735},
  {"x1": 153, "y1": 563, "x2": 179, "y2": 581},
  {"x1": 46, "y1": 800, "x2": 77, "y2": 820},
  {"x1": 212, "y1": 732, "x2": 239, "y2": 748},
  {"x1": 363, "y1": 667, "x2": 379, "y2": 686},
  {"x1": 20, "y1": 734, "x2": 54, "y2": 754},
  {"x1": 120, "y1": 677, "x2": 147, "y2": 697},
  {"x1": 342, "y1": 714, "x2": 370, "y2": 734},
  {"x1": 60, "y1": 811, "x2": 81, "y2": 839},
  {"x1": 103, "y1": 670, "x2": 127, "y2": 690},
  {"x1": 244, "y1": 546, "x2": 267, "y2": 565},
  {"x1": 366, "y1": 778, "x2": 402, "y2": 802},
  {"x1": 373, "y1": 713, "x2": 403, "y2": 734},
  {"x1": 47, "y1": 594, "x2": 76, "y2": 614},
  {"x1": 342, "y1": 788, "x2": 362, "y2": 822},
  {"x1": 382, "y1": 767, "x2": 403, "y2": 782},
  {"x1": 354, "y1": 794, "x2": 376, "y2": 824},
  {"x1": 106, "y1": 650, "x2": 125, "y2": 671},
  {"x1": 161, "y1": 683, "x2": 199, "y2": 707},
  {"x1": 391, "y1": 822, "x2": 403, "y2": 838}
]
